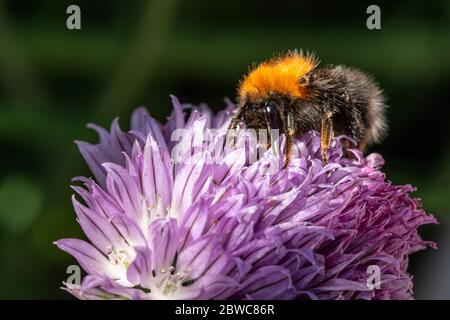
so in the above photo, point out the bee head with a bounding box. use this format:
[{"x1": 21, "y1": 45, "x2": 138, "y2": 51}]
[{"x1": 238, "y1": 100, "x2": 282, "y2": 130}]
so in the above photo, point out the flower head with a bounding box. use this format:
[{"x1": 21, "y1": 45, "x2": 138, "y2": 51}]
[{"x1": 55, "y1": 96, "x2": 436, "y2": 300}]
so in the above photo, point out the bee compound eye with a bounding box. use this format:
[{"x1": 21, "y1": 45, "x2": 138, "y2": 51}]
[
  {"x1": 265, "y1": 101, "x2": 281, "y2": 129},
  {"x1": 266, "y1": 101, "x2": 277, "y2": 113}
]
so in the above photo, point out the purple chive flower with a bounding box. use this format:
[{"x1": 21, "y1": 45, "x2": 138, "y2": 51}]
[{"x1": 55, "y1": 96, "x2": 437, "y2": 300}]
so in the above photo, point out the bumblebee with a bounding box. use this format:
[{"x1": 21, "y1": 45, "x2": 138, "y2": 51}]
[{"x1": 229, "y1": 50, "x2": 387, "y2": 165}]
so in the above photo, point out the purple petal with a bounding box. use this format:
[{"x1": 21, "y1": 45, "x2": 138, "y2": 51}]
[
  {"x1": 104, "y1": 162, "x2": 144, "y2": 224},
  {"x1": 147, "y1": 218, "x2": 179, "y2": 271},
  {"x1": 142, "y1": 134, "x2": 173, "y2": 209},
  {"x1": 54, "y1": 239, "x2": 111, "y2": 277},
  {"x1": 72, "y1": 196, "x2": 123, "y2": 254}
]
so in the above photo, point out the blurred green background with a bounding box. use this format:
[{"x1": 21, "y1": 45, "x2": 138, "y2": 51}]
[{"x1": 0, "y1": 0, "x2": 449, "y2": 299}]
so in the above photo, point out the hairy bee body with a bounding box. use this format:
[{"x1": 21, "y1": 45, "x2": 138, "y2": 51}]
[
  {"x1": 230, "y1": 51, "x2": 387, "y2": 164},
  {"x1": 293, "y1": 65, "x2": 387, "y2": 149}
]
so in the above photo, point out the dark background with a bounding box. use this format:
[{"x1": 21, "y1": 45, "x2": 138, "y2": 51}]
[{"x1": 0, "y1": 0, "x2": 449, "y2": 299}]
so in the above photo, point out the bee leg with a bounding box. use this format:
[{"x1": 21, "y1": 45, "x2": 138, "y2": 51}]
[
  {"x1": 342, "y1": 139, "x2": 357, "y2": 160},
  {"x1": 283, "y1": 111, "x2": 296, "y2": 168},
  {"x1": 227, "y1": 110, "x2": 243, "y2": 147},
  {"x1": 344, "y1": 107, "x2": 364, "y2": 159},
  {"x1": 263, "y1": 106, "x2": 273, "y2": 150},
  {"x1": 320, "y1": 111, "x2": 334, "y2": 164}
]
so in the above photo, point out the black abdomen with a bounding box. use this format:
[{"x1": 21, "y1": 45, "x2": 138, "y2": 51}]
[{"x1": 303, "y1": 65, "x2": 387, "y2": 148}]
